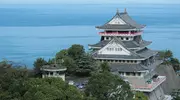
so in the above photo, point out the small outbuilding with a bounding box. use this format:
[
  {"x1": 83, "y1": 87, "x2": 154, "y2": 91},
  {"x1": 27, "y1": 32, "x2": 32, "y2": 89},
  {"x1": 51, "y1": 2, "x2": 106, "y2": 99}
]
[{"x1": 41, "y1": 64, "x2": 67, "y2": 81}]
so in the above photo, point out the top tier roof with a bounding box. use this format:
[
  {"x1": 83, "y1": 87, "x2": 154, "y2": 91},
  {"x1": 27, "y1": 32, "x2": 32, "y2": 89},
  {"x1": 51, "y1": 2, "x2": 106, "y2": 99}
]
[{"x1": 96, "y1": 9, "x2": 145, "y2": 30}]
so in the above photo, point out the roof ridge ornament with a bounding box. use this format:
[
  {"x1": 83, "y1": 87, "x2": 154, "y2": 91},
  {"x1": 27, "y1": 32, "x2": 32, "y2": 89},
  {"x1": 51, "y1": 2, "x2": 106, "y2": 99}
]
[
  {"x1": 124, "y1": 8, "x2": 127, "y2": 13},
  {"x1": 117, "y1": 8, "x2": 120, "y2": 14}
]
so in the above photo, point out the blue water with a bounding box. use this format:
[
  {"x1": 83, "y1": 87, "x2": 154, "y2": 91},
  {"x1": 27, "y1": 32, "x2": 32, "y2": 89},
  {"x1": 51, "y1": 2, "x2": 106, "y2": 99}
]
[{"x1": 0, "y1": 4, "x2": 180, "y2": 68}]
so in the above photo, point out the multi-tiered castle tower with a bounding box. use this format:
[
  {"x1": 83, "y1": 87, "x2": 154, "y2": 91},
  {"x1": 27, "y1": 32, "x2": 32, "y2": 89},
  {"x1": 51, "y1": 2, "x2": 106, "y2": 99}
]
[{"x1": 89, "y1": 9, "x2": 172, "y2": 100}]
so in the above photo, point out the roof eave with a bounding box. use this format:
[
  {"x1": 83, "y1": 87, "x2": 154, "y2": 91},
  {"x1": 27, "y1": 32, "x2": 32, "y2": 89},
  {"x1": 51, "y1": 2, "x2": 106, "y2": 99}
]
[
  {"x1": 96, "y1": 27, "x2": 142, "y2": 31},
  {"x1": 93, "y1": 57, "x2": 145, "y2": 60}
]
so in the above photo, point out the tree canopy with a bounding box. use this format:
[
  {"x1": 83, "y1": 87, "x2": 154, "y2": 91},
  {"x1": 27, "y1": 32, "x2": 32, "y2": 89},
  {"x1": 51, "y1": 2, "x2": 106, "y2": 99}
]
[
  {"x1": 55, "y1": 44, "x2": 97, "y2": 77},
  {"x1": 171, "y1": 89, "x2": 180, "y2": 100},
  {"x1": 99, "y1": 62, "x2": 110, "y2": 73},
  {"x1": 134, "y1": 91, "x2": 148, "y2": 100},
  {"x1": 33, "y1": 44, "x2": 97, "y2": 77},
  {"x1": 68, "y1": 44, "x2": 85, "y2": 59},
  {"x1": 159, "y1": 50, "x2": 173, "y2": 63},
  {"x1": 159, "y1": 50, "x2": 180, "y2": 72},
  {"x1": 85, "y1": 72, "x2": 133, "y2": 100},
  {"x1": 75, "y1": 54, "x2": 97, "y2": 76},
  {"x1": 33, "y1": 58, "x2": 47, "y2": 77},
  {"x1": 0, "y1": 63, "x2": 93, "y2": 100}
]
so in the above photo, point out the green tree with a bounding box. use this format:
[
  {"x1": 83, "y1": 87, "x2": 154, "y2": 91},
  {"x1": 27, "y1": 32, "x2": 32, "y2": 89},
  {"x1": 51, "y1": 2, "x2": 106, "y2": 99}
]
[
  {"x1": 75, "y1": 54, "x2": 96, "y2": 76},
  {"x1": 24, "y1": 78, "x2": 86, "y2": 100},
  {"x1": 47, "y1": 58, "x2": 55, "y2": 65},
  {"x1": 56, "y1": 49, "x2": 68, "y2": 60},
  {"x1": 170, "y1": 58, "x2": 180, "y2": 71},
  {"x1": 55, "y1": 49, "x2": 77, "y2": 75},
  {"x1": 134, "y1": 91, "x2": 148, "y2": 100},
  {"x1": 85, "y1": 72, "x2": 133, "y2": 100},
  {"x1": 171, "y1": 89, "x2": 180, "y2": 100},
  {"x1": 62, "y1": 56, "x2": 77, "y2": 75},
  {"x1": 33, "y1": 58, "x2": 47, "y2": 77},
  {"x1": 0, "y1": 70, "x2": 89, "y2": 100},
  {"x1": 159, "y1": 50, "x2": 180, "y2": 71},
  {"x1": 68, "y1": 44, "x2": 85, "y2": 59},
  {"x1": 0, "y1": 65, "x2": 29, "y2": 100},
  {"x1": 159, "y1": 50, "x2": 173, "y2": 62},
  {"x1": 55, "y1": 45, "x2": 97, "y2": 77},
  {"x1": 99, "y1": 62, "x2": 110, "y2": 72},
  {"x1": 0, "y1": 60, "x2": 11, "y2": 75}
]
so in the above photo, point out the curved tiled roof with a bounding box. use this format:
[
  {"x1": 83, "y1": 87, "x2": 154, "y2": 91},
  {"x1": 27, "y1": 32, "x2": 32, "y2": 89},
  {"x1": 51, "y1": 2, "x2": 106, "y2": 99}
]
[
  {"x1": 41, "y1": 64, "x2": 66, "y2": 70},
  {"x1": 96, "y1": 11, "x2": 144, "y2": 30},
  {"x1": 110, "y1": 63, "x2": 148, "y2": 72},
  {"x1": 91, "y1": 38, "x2": 156, "y2": 60},
  {"x1": 89, "y1": 40, "x2": 152, "y2": 49}
]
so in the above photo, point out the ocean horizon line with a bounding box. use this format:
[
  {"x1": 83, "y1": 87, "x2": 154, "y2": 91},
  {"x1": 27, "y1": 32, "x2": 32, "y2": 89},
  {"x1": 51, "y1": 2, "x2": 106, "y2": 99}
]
[{"x1": 1, "y1": 3, "x2": 180, "y2": 5}]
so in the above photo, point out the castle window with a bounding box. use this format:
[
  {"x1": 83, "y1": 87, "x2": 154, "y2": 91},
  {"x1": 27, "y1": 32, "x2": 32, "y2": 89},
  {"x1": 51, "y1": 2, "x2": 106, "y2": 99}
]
[
  {"x1": 119, "y1": 72, "x2": 124, "y2": 76},
  {"x1": 111, "y1": 48, "x2": 114, "y2": 51},
  {"x1": 106, "y1": 37, "x2": 109, "y2": 40},
  {"x1": 121, "y1": 37, "x2": 123, "y2": 40},
  {"x1": 118, "y1": 48, "x2": 122, "y2": 51},
  {"x1": 109, "y1": 37, "x2": 112, "y2": 40},
  {"x1": 107, "y1": 47, "x2": 114, "y2": 51},
  {"x1": 120, "y1": 72, "x2": 124, "y2": 76},
  {"x1": 126, "y1": 72, "x2": 130, "y2": 76},
  {"x1": 114, "y1": 48, "x2": 122, "y2": 51},
  {"x1": 132, "y1": 72, "x2": 136, "y2": 76},
  {"x1": 108, "y1": 48, "x2": 111, "y2": 51},
  {"x1": 121, "y1": 72, "x2": 124, "y2": 75},
  {"x1": 50, "y1": 72, "x2": 53, "y2": 75},
  {"x1": 126, "y1": 37, "x2": 129, "y2": 40},
  {"x1": 137, "y1": 72, "x2": 141, "y2": 76}
]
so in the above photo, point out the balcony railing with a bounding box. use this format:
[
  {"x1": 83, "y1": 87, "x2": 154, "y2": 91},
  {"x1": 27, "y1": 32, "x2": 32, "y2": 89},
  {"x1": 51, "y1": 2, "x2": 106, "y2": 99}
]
[
  {"x1": 99, "y1": 31, "x2": 143, "y2": 36},
  {"x1": 132, "y1": 76, "x2": 166, "y2": 92}
]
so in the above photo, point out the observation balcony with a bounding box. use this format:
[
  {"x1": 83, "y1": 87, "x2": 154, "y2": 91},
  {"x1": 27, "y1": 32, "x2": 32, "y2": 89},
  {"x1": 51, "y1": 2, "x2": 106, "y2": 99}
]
[
  {"x1": 99, "y1": 31, "x2": 143, "y2": 36},
  {"x1": 132, "y1": 76, "x2": 166, "y2": 92}
]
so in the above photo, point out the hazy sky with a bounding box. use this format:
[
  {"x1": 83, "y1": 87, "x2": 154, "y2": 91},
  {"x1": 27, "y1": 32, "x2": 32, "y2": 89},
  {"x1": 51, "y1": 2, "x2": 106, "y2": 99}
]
[{"x1": 0, "y1": 0, "x2": 180, "y2": 4}]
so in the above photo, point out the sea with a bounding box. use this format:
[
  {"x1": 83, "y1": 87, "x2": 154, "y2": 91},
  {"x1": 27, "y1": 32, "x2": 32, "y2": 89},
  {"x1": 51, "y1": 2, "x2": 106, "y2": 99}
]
[{"x1": 0, "y1": 4, "x2": 180, "y2": 68}]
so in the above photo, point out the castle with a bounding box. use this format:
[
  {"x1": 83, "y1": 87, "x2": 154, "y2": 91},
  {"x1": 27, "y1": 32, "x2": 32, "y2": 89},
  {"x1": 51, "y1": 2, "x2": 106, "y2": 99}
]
[{"x1": 89, "y1": 9, "x2": 172, "y2": 100}]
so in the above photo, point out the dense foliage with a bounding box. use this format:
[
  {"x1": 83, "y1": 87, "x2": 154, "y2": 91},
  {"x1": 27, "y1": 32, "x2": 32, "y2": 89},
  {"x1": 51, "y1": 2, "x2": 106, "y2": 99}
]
[
  {"x1": 33, "y1": 58, "x2": 48, "y2": 77},
  {"x1": 1, "y1": 44, "x2": 160, "y2": 100},
  {"x1": 0, "y1": 61, "x2": 93, "y2": 100},
  {"x1": 159, "y1": 50, "x2": 173, "y2": 62},
  {"x1": 55, "y1": 44, "x2": 97, "y2": 77},
  {"x1": 159, "y1": 50, "x2": 180, "y2": 71},
  {"x1": 171, "y1": 89, "x2": 180, "y2": 100},
  {"x1": 0, "y1": 60, "x2": 149, "y2": 100},
  {"x1": 33, "y1": 44, "x2": 97, "y2": 77},
  {"x1": 85, "y1": 67, "x2": 133, "y2": 100},
  {"x1": 99, "y1": 61, "x2": 110, "y2": 72},
  {"x1": 134, "y1": 91, "x2": 148, "y2": 100}
]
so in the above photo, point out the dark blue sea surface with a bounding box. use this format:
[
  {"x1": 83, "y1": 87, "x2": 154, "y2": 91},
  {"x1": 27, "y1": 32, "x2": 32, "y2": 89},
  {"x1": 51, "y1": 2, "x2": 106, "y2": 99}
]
[{"x1": 0, "y1": 4, "x2": 180, "y2": 68}]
